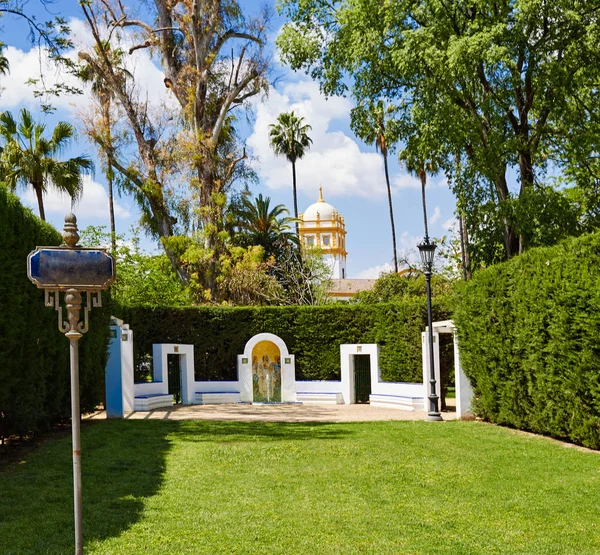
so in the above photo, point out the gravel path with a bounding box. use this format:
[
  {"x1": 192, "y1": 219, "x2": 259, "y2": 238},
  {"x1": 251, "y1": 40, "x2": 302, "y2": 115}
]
[{"x1": 85, "y1": 402, "x2": 458, "y2": 423}]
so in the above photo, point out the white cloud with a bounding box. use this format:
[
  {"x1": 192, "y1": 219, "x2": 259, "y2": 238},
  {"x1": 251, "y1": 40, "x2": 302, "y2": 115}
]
[
  {"x1": 443, "y1": 216, "x2": 457, "y2": 231},
  {"x1": 355, "y1": 231, "x2": 425, "y2": 278},
  {"x1": 247, "y1": 79, "x2": 387, "y2": 199},
  {"x1": 1, "y1": 17, "x2": 176, "y2": 115},
  {"x1": 357, "y1": 262, "x2": 394, "y2": 279},
  {"x1": 393, "y1": 171, "x2": 449, "y2": 190},
  {"x1": 429, "y1": 206, "x2": 441, "y2": 226},
  {"x1": 21, "y1": 175, "x2": 130, "y2": 219},
  {"x1": 393, "y1": 172, "x2": 421, "y2": 189},
  {"x1": 397, "y1": 231, "x2": 424, "y2": 266},
  {"x1": 0, "y1": 46, "x2": 85, "y2": 112}
]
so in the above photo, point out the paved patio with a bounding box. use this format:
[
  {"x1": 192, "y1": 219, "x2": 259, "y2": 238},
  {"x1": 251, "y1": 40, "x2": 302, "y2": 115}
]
[{"x1": 85, "y1": 401, "x2": 458, "y2": 423}]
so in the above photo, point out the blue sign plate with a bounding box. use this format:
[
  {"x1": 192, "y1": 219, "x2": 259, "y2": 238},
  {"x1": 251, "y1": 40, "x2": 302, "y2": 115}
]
[{"x1": 27, "y1": 247, "x2": 115, "y2": 290}]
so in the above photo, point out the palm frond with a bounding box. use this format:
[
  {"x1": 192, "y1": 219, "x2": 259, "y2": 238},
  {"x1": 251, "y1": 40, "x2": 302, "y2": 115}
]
[
  {"x1": 0, "y1": 109, "x2": 94, "y2": 219},
  {"x1": 269, "y1": 111, "x2": 313, "y2": 164},
  {"x1": 50, "y1": 121, "x2": 76, "y2": 153},
  {"x1": 0, "y1": 41, "x2": 9, "y2": 76}
]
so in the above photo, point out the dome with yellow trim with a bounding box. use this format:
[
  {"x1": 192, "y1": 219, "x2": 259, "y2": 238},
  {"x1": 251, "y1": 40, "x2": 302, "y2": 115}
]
[{"x1": 301, "y1": 188, "x2": 337, "y2": 221}]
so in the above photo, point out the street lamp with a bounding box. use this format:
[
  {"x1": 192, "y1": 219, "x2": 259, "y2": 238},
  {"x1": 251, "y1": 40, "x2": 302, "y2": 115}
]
[{"x1": 418, "y1": 237, "x2": 442, "y2": 421}]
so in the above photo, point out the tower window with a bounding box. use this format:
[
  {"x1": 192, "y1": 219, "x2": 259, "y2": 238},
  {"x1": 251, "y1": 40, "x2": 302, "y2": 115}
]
[
  {"x1": 306, "y1": 236, "x2": 315, "y2": 246},
  {"x1": 342, "y1": 268, "x2": 345, "y2": 279},
  {"x1": 322, "y1": 235, "x2": 331, "y2": 246}
]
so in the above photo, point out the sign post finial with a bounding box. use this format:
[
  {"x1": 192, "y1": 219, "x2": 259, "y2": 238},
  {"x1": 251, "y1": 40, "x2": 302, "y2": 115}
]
[{"x1": 62, "y1": 213, "x2": 80, "y2": 247}]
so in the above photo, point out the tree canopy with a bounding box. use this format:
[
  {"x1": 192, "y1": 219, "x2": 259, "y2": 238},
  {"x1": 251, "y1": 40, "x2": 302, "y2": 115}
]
[
  {"x1": 78, "y1": 0, "x2": 271, "y2": 295},
  {"x1": 277, "y1": 0, "x2": 600, "y2": 268}
]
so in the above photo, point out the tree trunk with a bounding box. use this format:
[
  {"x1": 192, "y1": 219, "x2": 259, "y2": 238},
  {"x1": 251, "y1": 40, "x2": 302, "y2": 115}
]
[
  {"x1": 383, "y1": 152, "x2": 399, "y2": 273},
  {"x1": 107, "y1": 165, "x2": 116, "y2": 254},
  {"x1": 104, "y1": 104, "x2": 117, "y2": 254},
  {"x1": 493, "y1": 172, "x2": 519, "y2": 259},
  {"x1": 420, "y1": 166, "x2": 429, "y2": 240},
  {"x1": 502, "y1": 217, "x2": 519, "y2": 259},
  {"x1": 34, "y1": 184, "x2": 45, "y2": 221},
  {"x1": 153, "y1": 209, "x2": 190, "y2": 285},
  {"x1": 518, "y1": 149, "x2": 535, "y2": 194},
  {"x1": 459, "y1": 212, "x2": 470, "y2": 280},
  {"x1": 197, "y1": 152, "x2": 222, "y2": 301},
  {"x1": 518, "y1": 149, "x2": 535, "y2": 254},
  {"x1": 292, "y1": 160, "x2": 299, "y2": 236}
]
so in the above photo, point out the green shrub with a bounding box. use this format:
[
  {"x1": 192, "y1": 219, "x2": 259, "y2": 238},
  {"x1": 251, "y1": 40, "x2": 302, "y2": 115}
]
[
  {"x1": 454, "y1": 232, "x2": 600, "y2": 449},
  {"x1": 0, "y1": 187, "x2": 111, "y2": 440},
  {"x1": 117, "y1": 300, "x2": 452, "y2": 384}
]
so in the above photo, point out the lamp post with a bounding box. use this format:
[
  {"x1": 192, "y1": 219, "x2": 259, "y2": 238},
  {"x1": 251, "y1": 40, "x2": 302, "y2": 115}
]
[{"x1": 418, "y1": 238, "x2": 442, "y2": 421}]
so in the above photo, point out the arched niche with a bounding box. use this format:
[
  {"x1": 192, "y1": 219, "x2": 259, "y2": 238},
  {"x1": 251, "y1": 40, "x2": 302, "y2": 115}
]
[{"x1": 238, "y1": 333, "x2": 296, "y2": 403}]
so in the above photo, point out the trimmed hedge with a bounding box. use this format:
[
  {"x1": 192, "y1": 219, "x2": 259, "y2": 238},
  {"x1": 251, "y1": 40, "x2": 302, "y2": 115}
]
[
  {"x1": 454, "y1": 231, "x2": 600, "y2": 449},
  {"x1": 117, "y1": 300, "x2": 452, "y2": 384},
  {"x1": 0, "y1": 187, "x2": 111, "y2": 440}
]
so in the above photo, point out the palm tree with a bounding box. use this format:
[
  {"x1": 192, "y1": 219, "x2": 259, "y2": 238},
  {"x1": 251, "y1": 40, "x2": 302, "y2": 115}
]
[
  {"x1": 0, "y1": 109, "x2": 94, "y2": 221},
  {"x1": 78, "y1": 41, "x2": 131, "y2": 252},
  {"x1": 269, "y1": 112, "x2": 312, "y2": 235},
  {"x1": 351, "y1": 101, "x2": 400, "y2": 273},
  {"x1": 0, "y1": 41, "x2": 9, "y2": 76},
  {"x1": 235, "y1": 193, "x2": 298, "y2": 259},
  {"x1": 400, "y1": 149, "x2": 439, "y2": 242}
]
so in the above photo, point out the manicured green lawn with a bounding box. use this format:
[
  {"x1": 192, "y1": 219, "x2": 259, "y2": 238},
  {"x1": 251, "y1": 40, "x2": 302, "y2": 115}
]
[{"x1": 0, "y1": 419, "x2": 599, "y2": 554}]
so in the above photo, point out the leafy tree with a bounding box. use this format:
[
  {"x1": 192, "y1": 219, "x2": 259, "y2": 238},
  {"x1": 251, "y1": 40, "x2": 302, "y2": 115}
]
[
  {"x1": 166, "y1": 235, "x2": 285, "y2": 305},
  {"x1": 351, "y1": 101, "x2": 400, "y2": 273},
  {"x1": 217, "y1": 245, "x2": 285, "y2": 306},
  {"x1": 78, "y1": 41, "x2": 132, "y2": 253},
  {"x1": 78, "y1": 0, "x2": 270, "y2": 297},
  {"x1": 80, "y1": 226, "x2": 192, "y2": 307},
  {"x1": 355, "y1": 271, "x2": 453, "y2": 304},
  {"x1": 232, "y1": 193, "x2": 297, "y2": 259},
  {"x1": 0, "y1": 108, "x2": 93, "y2": 221},
  {"x1": 226, "y1": 192, "x2": 327, "y2": 305},
  {"x1": 269, "y1": 111, "x2": 312, "y2": 234},
  {"x1": 277, "y1": 0, "x2": 600, "y2": 266},
  {"x1": 271, "y1": 244, "x2": 332, "y2": 305}
]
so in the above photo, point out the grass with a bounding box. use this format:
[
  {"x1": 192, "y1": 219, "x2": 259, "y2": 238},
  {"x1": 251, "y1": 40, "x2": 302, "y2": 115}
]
[{"x1": 0, "y1": 419, "x2": 599, "y2": 554}]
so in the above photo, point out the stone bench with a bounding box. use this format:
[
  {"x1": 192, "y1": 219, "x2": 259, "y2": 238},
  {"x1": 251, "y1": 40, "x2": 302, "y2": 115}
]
[
  {"x1": 369, "y1": 394, "x2": 424, "y2": 411},
  {"x1": 195, "y1": 392, "x2": 241, "y2": 405},
  {"x1": 134, "y1": 393, "x2": 174, "y2": 411},
  {"x1": 296, "y1": 392, "x2": 343, "y2": 405}
]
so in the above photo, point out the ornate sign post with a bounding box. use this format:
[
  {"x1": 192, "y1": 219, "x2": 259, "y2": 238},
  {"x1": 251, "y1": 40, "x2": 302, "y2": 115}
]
[{"x1": 27, "y1": 214, "x2": 115, "y2": 555}]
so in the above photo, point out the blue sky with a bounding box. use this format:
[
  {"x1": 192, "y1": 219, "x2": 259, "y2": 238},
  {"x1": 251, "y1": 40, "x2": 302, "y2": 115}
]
[{"x1": 0, "y1": 1, "x2": 458, "y2": 278}]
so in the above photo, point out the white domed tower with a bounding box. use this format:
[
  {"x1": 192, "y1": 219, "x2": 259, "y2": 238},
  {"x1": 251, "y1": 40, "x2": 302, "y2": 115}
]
[{"x1": 298, "y1": 188, "x2": 347, "y2": 279}]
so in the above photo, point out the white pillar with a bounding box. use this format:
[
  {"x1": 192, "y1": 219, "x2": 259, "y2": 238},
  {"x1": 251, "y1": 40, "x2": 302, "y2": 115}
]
[
  {"x1": 121, "y1": 326, "x2": 134, "y2": 412},
  {"x1": 340, "y1": 345, "x2": 354, "y2": 404},
  {"x1": 454, "y1": 331, "x2": 473, "y2": 418},
  {"x1": 179, "y1": 346, "x2": 195, "y2": 405},
  {"x1": 238, "y1": 355, "x2": 253, "y2": 402}
]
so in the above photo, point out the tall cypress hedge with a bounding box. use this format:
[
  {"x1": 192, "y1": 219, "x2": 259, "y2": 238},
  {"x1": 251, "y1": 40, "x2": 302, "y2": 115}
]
[
  {"x1": 0, "y1": 187, "x2": 111, "y2": 440},
  {"x1": 454, "y1": 232, "x2": 600, "y2": 449},
  {"x1": 117, "y1": 300, "x2": 452, "y2": 384}
]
